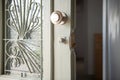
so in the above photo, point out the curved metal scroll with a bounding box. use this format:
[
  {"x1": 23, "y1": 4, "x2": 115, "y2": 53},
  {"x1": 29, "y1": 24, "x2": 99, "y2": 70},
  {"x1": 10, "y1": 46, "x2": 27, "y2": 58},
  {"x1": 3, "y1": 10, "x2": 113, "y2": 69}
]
[{"x1": 4, "y1": 0, "x2": 43, "y2": 78}]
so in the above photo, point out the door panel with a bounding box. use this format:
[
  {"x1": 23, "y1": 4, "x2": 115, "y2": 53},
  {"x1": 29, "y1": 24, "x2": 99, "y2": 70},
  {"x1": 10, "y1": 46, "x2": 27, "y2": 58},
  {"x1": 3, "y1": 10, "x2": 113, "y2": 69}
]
[
  {"x1": 3, "y1": 0, "x2": 52, "y2": 80},
  {"x1": 0, "y1": 0, "x2": 75, "y2": 80}
]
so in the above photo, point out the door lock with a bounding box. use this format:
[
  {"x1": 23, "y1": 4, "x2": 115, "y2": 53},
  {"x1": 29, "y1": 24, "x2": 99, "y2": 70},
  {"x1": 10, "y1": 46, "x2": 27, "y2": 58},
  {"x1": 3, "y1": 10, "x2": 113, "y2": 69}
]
[
  {"x1": 59, "y1": 37, "x2": 67, "y2": 44},
  {"x1": 50, "y1": 11, "x2": 68, "y2": 25}
]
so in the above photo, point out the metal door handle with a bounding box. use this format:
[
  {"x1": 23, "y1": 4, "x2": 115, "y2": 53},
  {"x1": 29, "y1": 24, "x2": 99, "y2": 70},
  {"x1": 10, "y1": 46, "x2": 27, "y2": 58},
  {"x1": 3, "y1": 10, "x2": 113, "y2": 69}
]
[{"x1": 50, "y1": 11, "x2": 68, "y2": 25}]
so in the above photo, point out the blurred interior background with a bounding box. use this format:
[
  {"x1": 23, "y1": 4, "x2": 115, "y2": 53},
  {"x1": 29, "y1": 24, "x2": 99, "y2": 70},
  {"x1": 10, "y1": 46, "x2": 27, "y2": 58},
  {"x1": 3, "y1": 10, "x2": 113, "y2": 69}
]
[{"x1": 75, "y1": 0, "x2": 102, "y2": 80}]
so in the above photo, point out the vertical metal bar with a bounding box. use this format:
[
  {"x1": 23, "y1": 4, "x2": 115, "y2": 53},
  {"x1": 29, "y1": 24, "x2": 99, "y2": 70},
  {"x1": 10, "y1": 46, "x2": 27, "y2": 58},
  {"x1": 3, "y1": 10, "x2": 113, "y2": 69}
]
[
  {"x1": 103, "y1": 0, "x2": 113, "y2": 79},
  {"x1": 107, "y1": 0, "x2": 111, "y2": 79},
  {"x1": 40, "y1": 0, "x2": 43, "y2": 79},
  {"x1": 103, "y1": 0, "x2": 107, "y2": 79},
  {"x1": 1, "y1": 0, "x2": 5, "y2": 74}
]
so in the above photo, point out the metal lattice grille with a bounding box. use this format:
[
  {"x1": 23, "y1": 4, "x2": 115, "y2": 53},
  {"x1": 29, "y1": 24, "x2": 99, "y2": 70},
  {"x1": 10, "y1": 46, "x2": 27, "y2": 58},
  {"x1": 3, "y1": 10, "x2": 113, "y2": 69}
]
[{"x1": 4, "y1": 0, "x2": 43, "y2": 79}]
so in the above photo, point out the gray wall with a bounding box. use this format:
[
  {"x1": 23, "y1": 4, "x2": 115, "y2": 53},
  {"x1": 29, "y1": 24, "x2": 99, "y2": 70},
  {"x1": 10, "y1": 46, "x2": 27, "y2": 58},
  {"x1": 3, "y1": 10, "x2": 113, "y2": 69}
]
[{"x1": 75, "y1": 0, "x2": 102, "y2": 75}]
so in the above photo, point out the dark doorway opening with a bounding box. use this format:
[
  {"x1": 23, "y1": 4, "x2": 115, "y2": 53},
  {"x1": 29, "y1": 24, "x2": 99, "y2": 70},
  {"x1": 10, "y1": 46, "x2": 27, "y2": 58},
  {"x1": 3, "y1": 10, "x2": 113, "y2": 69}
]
[{"x1": 75, "y1": 0, "x2": 103, "y2": 80}]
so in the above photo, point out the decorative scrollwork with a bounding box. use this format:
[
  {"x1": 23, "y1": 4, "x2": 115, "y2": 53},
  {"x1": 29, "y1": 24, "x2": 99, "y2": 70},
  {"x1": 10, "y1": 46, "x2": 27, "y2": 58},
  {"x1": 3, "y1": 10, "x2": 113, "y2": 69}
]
[
  {"x1": 5, "y1": 0, "x2": 42, "y2": 76},
  {"x1": 5, "y1": 40, "x2": 42, "y2": 73},
  {"x1": 6, "y1": 0, "x2": 41, "y2": 39}
]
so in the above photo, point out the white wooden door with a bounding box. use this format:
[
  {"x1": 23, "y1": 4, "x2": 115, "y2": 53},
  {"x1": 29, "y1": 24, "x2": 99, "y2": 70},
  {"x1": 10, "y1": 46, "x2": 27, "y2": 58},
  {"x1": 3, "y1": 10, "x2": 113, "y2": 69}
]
[
  {"x1": 54, "y1": 0, "x2": 76, "y2": 80},
  {"x1": 0, "y1": 0, "x2": 75, "y2": 80}
]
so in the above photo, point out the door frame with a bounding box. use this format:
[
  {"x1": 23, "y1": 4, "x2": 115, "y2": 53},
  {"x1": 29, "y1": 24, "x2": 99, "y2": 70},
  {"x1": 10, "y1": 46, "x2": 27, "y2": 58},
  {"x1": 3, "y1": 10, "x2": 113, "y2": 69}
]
[
  {"x1": 43, "y1": 0, "x2": 54, "y2": 80},
  {"x1": 38, "y1": 0, "x2": 76, "y2": 79}
]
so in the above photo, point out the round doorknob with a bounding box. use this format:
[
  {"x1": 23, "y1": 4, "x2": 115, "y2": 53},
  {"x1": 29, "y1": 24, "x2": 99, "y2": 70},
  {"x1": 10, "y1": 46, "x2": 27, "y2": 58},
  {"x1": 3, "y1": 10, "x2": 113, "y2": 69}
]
[{"x1": 50, "y1": 11, "x2": 68, "y2": 25}]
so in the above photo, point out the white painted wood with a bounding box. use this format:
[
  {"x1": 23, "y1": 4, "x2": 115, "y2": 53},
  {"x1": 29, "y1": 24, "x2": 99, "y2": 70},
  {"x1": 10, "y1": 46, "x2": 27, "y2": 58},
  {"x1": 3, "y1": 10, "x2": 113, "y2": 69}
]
[
  {"x1": 54, "y1": 0, "x2": 75, "y2": 80},
  {"x1": 43, "y1": 0, "x2": 53, "y2": 80},
  {"x1": 0, "y1": 75, "x2": 42, "y2": 80}
]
